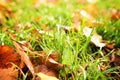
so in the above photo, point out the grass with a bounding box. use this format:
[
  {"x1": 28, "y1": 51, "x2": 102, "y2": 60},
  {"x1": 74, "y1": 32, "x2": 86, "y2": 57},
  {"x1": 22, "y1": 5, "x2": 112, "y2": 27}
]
[{"x1": 0, "y1": 0, "x2": 120, "y2": 80}]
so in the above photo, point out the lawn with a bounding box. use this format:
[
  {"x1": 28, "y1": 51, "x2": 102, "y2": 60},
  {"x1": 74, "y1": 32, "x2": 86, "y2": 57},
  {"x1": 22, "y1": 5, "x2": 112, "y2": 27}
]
[{"x1": 0, "y1": 0, "x2": 120, "y2": 80}]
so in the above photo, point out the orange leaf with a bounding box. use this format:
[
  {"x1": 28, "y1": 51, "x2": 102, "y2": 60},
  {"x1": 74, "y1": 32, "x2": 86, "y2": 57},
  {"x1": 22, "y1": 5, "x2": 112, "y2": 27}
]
[
  {"x1": 106, "y1": 44, "x2": 114, "y2": 49},
  {"x1": 111, "y1": 9, "x2": 120, "y2": 21},
  {"x1": 0, "y1": 67, "x2": 18, "y2": 80},
  {"x1": 0, "y1": 45, "x2": 20, "y2": 69}
]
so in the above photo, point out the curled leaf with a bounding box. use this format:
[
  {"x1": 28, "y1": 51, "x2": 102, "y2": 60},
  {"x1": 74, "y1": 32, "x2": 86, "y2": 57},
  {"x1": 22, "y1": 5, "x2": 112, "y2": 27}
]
[{"x1": 12, "y1": 40, "x2": 34, "y2": 75}]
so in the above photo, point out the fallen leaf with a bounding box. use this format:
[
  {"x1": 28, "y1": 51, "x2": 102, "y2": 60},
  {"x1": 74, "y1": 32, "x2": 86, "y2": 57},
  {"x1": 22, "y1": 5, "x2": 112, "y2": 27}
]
[
  {"x1": 0, "y1": 45, "x2": 20, "y2": 68},
  {"x1": 111, "y1": 9, "x2": 120, "y2": 21},
  {"x1": 32, "y1": 29, "x2": 42, "y2": 39},
  {"x1": 19, "y1": 41, "x2": 34, "y2": 52},
  {"x1": 34, "y1": 65, "x2": 58, "y2": 80},
  {"x1": 25, "y1": 22, "x2": 33, "y2": 29},
  {"x1": 36, "y1": 72, "x2": 58, "y2": 80},
  {"x1": 106, "y1": 44, "x2": 114, "y2": 49},
  {"x1": 0, "y1": 67, "x2": 18, "y2": 80},
  {"x1": 38, "y1": 52, "x2": 63, "y2": 69},
  {"x1": 0, "y1": 1, "x2": 6, "y2": 8},
  {"x1": 12, "y1": 40, "x2": 35, "y2": 75},
  {"x1": 47, "y1": 58, "x2": 63, "y2": 68},
  {"x1": 62, "y1": 25, "x2": 80, "y2": 33},
  {"x1": 111, "y1": 53, "x2": 120, "y2": 66},
  {"x1": 14, "y1": 21, "x2": 22, "y2": 31},
  {"x1": 34, "y1": 65, "x2": 58, "y2": 77},
  {"x1": 33, "y1": 0, "x2": 46, "y2": 8},
  {"x1": 83, "y1": 26, "x2": 106, "y2": 47},
  {"x1": 72, "y1": 10, "x2": 81, "y2": 25},
  {"x1": 86, "y1": 0, "x2": 98, "y2": 4},
  {"x1": 5, "y1": 7, "x2": 14, "y2": 18}
]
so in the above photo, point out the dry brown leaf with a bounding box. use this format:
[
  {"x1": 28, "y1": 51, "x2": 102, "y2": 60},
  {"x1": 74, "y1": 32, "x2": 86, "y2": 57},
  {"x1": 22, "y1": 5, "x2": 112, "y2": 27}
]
[
  {"x1": 34, "y1": 65, "x2": 57, "y2": 77},
  {"x1": 83, "y1": 27, "x2": 106, "y2": 47},
  {"x1": 106, "y1": 44, "x2": 114, "y2": 49},
  {"x1": 0, "y1": 45, "x2": 20, "y2": 68},
  {"x1": 5, "y1": 7, "x2": 14, "y2": 17},
  {"x1": 25, "y1": 22, "x2": 32, "y2": 29},
  {"x1": 12, "y1": 40, "x2": 35, "y2": 75},
  {"x1": 19, "y1": 41, "x2": 34, "y2": 52},
  {"x1": 34, "y1": 65, "x2": 58, "y2": 80},
  {"x1": 33, "y1": 0, "x2": 46, "y2": 8},
  {"x1": 111, "y1": 53, "x2": 120, "y2": 66},
  {"x1": 0, "y1": 5, "x2": 3, "y2": 12},
  {"x1": 36, "y1": 72, "x2": 59, "y2": 80},
  {"x1": 80, "y1": 9, "x2": 93, "y2": 20},
  {"x1": 111, "y1": 9, "x2": 120, "y2": 21},
  {"x1": 32, "y1": 29, "x2": 42, "y2": 39},
  {"x1": 0, "y1": 67, "x2": 18, "y2": 80},
  {"x1": 62, "y1": 26, "x2": 107, "y2": 48},
  {"x1": 14, "y1": 21, "x2": 22, "y2": 31},
  {"x1": 38, "y1": 52, "x2": 63, "y2": 69},
  {"x1": 47, "y1": 58, "x2": 63, "y2": 68},
  {"x1": 0, "y1": 1, "x2": 6, "y2": 8},
  {"x1": 61, "y1": 25, "x2": 80, "y2": 33}
]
